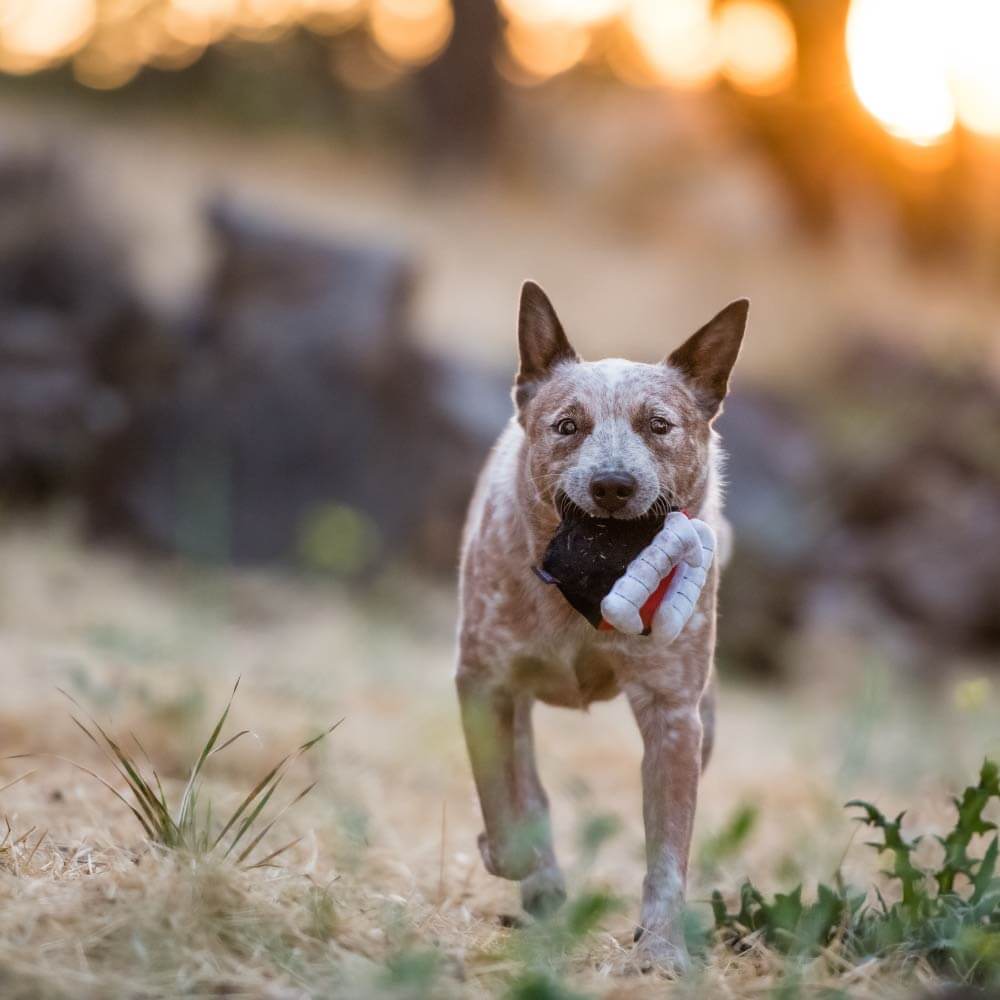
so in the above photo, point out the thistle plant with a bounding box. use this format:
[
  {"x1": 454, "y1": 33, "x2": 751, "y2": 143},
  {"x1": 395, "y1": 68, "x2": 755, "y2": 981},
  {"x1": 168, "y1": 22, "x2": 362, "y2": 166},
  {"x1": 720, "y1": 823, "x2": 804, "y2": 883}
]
[{"x1": 711, "y1": 760, "x2": 1000, "y2": 983}]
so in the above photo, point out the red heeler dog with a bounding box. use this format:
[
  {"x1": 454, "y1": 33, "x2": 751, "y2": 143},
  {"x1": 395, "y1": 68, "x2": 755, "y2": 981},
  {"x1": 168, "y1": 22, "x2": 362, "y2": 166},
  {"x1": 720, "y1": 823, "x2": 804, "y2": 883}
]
[{"x1": 456, "y1": 281, "x2": 748, "y2": 972}]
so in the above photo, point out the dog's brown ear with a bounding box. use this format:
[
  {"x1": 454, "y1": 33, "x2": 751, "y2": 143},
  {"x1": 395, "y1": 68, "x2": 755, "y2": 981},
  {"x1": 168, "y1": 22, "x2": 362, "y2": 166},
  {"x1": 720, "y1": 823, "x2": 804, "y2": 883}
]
[
  {"x1": 514, "y1": 281, "x2": 578, "y2": 413},
  {"x1": 665, "y1": 299, "x2": 749, "y2": 420}
]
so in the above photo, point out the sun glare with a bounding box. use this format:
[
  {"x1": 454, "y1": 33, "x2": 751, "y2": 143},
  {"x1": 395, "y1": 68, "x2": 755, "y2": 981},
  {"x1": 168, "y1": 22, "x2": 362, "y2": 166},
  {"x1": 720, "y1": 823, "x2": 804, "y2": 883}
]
[
  {"x1": 847, "y1": 0, "x2": 1000, "y2": 145},
  {"x1": 949, "y1": 0, "x2": 1000, "y2": 137},
  {"x1": 847, "y1": 0, "x2": 954, "y2": 145}
]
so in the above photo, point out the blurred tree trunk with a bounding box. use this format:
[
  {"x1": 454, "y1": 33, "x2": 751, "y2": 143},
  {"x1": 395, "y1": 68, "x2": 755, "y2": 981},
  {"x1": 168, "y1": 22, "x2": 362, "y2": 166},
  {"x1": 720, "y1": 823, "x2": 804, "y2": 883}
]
[
  {"x1": 729, "y1": 0, "x2": 981, "y2": 260},
  {"x1": 416, "y1": 0, "x2": 502, "y2": 161},
  {"x1": 723, "y1": 0, "x2": 851, "y2": 234}
]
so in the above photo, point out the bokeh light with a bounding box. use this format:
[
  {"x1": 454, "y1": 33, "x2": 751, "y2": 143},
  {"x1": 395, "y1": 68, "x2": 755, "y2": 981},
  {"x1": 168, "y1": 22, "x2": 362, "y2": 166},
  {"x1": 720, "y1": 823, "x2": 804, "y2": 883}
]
[
  {"x1": 503, "y1": 18, "x2": 589, "y2": 82},
  {"x1": 167, "y1": 0, "x2": 238, "y2": 45},
  {"x1": 498, "y1": 0, "x2": 623, "y2": 27},
  {"x1": 368, "y1": 0, "x2": 453, "y2": 67},
  {"x1": 847, "y1": 0, "x2": 954, "y2": 145},
  {"x1": 847, "y1": 0, "x2": 1000, "y2": 146},
  {"x1": 73, "y1": 36, "x2": 141, "y2": 90},
  {"x1": 0, "y1": 0, "x2": 96, "y2": 74},
  {"x1": 625, "y1": 0, "x2": 718, "y2": 91},
  {"x1": 301, "y1": 0, "x2": 366, "y2": 35},
  {"x1": 716, "y1": 0, "x2": 795, "y2": 97},
  {"x1": 950, "y1": 0, "x2": 1000, "y2": 138},
  {"x1": 297, "y1": 503, "x2": 380, "y2": 577},
  {"x1": 329, "y1": 37, "x2": 404, "y2": 89},
  {"x1": 0, "y1": 0, "x2": 996, "y2": 148}
]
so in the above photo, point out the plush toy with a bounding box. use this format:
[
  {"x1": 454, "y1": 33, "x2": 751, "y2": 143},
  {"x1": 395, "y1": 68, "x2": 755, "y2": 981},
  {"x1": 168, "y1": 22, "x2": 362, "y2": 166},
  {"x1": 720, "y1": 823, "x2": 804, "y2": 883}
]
[{"x1": 534, "y1": 509, "x2": 716, "y2": 640}]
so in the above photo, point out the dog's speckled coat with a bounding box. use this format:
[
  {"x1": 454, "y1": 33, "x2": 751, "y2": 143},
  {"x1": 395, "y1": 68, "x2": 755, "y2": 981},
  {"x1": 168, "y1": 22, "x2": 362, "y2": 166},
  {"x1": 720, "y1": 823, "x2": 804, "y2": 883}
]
[{"x1": 456, "y1": 282, "x2": 748, "y2": 973}]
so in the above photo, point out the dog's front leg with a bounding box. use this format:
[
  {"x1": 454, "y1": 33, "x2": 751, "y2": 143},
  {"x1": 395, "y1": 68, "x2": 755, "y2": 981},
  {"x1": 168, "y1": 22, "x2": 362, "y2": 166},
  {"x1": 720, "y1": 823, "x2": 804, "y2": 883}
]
[
  {"x1": 512, "y1": 696, "x2": 566, "y2": 917},
  {"x1": 456, "y1": 667, "x2": 560, "y2": 900},
  {"x1": 626, "y1": 682, "x2": 703, "y2": 974}
]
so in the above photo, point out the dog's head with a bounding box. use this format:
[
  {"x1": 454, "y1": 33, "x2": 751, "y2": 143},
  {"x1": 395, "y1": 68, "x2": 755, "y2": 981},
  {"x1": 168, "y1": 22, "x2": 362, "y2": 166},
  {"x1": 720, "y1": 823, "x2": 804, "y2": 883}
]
[{"x1": 514, "y1": 281, "x2": 748, "y2": 519}]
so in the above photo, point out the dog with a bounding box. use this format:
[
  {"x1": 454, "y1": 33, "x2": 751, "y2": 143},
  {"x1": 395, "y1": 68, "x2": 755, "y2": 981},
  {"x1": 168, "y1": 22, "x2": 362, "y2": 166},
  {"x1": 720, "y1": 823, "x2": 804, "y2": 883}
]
[{"x1": 455, "y1": 281, "x2": 747, "y2": 972}]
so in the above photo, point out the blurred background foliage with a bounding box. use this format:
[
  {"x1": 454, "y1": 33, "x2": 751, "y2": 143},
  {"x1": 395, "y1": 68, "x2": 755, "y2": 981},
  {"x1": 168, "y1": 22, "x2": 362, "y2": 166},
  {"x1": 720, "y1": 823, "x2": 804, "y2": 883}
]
[{"x1": 0, "y1": 0, "x2": 997, "y2": 683}]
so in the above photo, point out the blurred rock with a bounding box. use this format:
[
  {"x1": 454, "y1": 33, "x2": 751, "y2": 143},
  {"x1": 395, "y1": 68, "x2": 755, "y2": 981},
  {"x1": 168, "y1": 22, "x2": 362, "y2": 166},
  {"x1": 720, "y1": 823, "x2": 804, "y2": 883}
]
[
  {"x1": 717, "y1": 343, "x2": 1000, "y2": 677},
  {"x1": 0, "y1": 154, "x2": 165, "y2": 499},
  {"x1": 715, "y1": 389, "x2": 830, "y2": 675},
  {"x1": 818, "y1": 343, "x2": 1000, "y2": 654},
  {"x1": 90, "y1": 200, "x2": 510, "y2": 572}
]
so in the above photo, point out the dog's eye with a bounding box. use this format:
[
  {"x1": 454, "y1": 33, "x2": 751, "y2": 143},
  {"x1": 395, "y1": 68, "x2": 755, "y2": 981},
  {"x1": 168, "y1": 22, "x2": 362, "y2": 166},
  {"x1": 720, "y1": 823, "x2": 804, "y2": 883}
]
[
  {"x1": 649, "y1": 416, "x2": 672, "y2": 435},
  {"x1": 555, "y1": 418, "x2": 577, "y2": 436}
]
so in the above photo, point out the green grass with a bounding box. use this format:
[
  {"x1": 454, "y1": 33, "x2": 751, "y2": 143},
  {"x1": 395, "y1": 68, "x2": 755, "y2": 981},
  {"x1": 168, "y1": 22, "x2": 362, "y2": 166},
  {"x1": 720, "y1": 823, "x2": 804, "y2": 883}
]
[{"x1": 710, "y1": 759, "x2": 1000, "y2": 986}]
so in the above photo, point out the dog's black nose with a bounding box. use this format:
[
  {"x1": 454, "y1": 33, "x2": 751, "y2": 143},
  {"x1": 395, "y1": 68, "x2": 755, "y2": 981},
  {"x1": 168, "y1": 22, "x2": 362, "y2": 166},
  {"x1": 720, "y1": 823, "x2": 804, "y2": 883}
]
[{"x1": 590, "y1": 472, "x2": 636, "y2": 513}]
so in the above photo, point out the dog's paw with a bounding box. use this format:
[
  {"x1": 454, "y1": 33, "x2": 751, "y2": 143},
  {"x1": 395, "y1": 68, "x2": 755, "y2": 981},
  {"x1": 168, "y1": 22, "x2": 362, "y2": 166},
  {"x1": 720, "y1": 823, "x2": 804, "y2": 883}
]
[
  {"x1": 630, "y1": 927, "x2": 691, "y2": 977},
  {"x1": 520, "y1": 866, "x2": 567, "y2": 919}
]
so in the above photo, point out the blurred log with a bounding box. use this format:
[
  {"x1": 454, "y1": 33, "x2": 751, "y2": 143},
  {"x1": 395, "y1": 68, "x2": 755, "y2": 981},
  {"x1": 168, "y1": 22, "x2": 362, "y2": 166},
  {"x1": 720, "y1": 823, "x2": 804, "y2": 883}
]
[
  {"x1": 416, "y1": 0, "x2": 501, "y2": 160},
  {"x1": 90, "y1": 200, "x2": 510, "y2": 572}
]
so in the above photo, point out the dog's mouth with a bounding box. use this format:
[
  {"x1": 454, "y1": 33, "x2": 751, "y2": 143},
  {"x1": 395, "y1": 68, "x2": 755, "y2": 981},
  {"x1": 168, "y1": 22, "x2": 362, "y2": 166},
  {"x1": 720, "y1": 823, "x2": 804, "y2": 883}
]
[{"x1": 554, "y1": 490, "x2": 677, "y2": 523}]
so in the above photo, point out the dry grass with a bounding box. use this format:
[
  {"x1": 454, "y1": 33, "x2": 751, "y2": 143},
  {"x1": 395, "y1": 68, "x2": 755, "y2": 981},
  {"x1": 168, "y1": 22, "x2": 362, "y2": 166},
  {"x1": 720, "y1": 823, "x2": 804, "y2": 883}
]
[{"x1": 0, "y1": 513, "x2": 997, "y2": 998}]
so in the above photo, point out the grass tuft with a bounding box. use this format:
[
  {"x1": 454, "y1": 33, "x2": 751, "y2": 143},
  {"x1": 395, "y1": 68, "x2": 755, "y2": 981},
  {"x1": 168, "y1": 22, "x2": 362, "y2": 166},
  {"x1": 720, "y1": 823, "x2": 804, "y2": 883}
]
[{"x1": 11, "y1": 679, "x2": 340, "y2": 866}]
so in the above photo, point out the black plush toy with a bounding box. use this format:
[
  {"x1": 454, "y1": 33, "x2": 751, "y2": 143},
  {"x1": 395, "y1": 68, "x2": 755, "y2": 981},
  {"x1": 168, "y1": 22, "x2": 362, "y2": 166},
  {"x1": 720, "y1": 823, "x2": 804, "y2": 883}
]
[{"x1": 534, "y1": 506, "x2": 668, "y2": 629}]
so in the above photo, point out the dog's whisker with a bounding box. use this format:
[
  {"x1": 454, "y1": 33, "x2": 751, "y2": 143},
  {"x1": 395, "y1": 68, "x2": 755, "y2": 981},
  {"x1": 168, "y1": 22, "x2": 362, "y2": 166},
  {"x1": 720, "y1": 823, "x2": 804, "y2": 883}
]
[{"x1": 526, "y1": 472, "x2": 564, "y2": 490}]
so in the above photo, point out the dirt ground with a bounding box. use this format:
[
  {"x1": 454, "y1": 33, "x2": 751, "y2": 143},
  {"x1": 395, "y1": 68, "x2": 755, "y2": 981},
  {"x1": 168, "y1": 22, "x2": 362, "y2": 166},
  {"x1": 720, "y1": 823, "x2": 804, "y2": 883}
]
[{"x1": 0, "y1": 514, "x2": 996, "y2": 997}]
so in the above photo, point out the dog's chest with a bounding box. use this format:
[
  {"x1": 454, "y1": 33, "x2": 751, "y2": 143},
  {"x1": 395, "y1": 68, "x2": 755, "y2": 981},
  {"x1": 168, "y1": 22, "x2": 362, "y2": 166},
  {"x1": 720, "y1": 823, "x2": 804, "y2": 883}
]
[
  {"x1": 465, "y1": 538, "x2": 638, "y2": 707},
  {"x1": 509, "y1": 641, "x2": 621, "y2": 708}
]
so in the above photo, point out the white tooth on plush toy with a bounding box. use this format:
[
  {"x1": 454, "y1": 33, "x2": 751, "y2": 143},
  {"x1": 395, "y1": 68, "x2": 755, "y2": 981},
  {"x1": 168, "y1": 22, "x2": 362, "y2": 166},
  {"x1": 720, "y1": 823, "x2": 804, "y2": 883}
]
[
  {"x1": 614, "y1": 575, "x2": 653, "y2": 608},
  {"x1": 600, "y1": 593, "x2": 644, "y2": 634},
  {"x1": 692, "y1": 518, "x2": 716, "y2": 554},
  {"x1": 646, "y1": 512, "x2": 703, "y2": 570},
  {"x1": 600, "y1": 578, "x2": 643, "y2": 633},
  {"x1": 600, "y1": 513, "x2": 706, "y2": 635},
  {"x1": 600, "y1": 577, "x2": 644, "y2": 634},
  {"x1": 633, "y1": 544, "x2": 672, "y2": 578},
  {"x1": 624, "y1": 557, "x2": 661, "y2": 592},
  {"x1": 653, "y1": 519, "x2": 717, "y2": 643}
]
